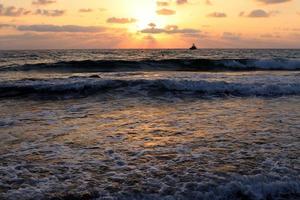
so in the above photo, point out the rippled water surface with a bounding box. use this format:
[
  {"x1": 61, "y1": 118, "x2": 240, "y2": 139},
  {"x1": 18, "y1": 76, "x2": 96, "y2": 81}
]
[
  {"x1": 0, "y1": 49, "x2": 300, "y2": 200},
  {"x1": 1, "y1": 49, "x2": 300, "y2": 67}
]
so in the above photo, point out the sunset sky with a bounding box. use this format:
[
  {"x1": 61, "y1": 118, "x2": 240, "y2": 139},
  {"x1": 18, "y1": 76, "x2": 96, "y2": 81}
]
[{"x1": 0, "y1": 0, "x2": 299, "y2": 49}]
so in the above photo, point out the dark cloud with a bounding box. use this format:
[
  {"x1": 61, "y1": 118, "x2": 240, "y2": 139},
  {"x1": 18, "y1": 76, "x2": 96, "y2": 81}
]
[
  {"x1": 32, "y1": 0, "x2": 56, "y2": 6},
  {"x1": 177, "y1": 0, "x2": 188, "y2": 5},
  {"x1": 222, "y1": 32, "x2": 241, "y2": 40},
  {"x1": 141, "y1": 23, "x2": 199, "y2": 34},
  {"x1": 156, "y1": 1, "x2": 170, "y2": 6},
  {"x1": 148, "y1": 23, "x2": 156, "y2": 28},
  {"x1": 106, "y1": 17, "x2": 137, "y2": 24},
  {"x1": 17, "y1": 25, "x2": 106, "y2": 32},
  {"x1": 248, "y1": 10, "x2": 269, "y2": 17},
  {"x1": 0, "y1": 4, "x2": 30, "y2": 17},
  {"x1": 0, "y1": 3, "x2": 65, "y2": 18},
  {"x1": 207, "y1": 12, "x2": 227, "y2": 17},
  {"x1": 35, "y1": 9, "x2": 65, "y2": 17},
  {"x1": 156, "y1": 8, "x2": 176, "y2": 15},
  {"x1": 79, "y1": 9, "x2": 93, "y2": 13},
  {"x1": 256, "y1": 0, "x2": 291, "y2": 4},
  {"x1": 241, "y1": 9, "x2": 277, "y2": 17}
]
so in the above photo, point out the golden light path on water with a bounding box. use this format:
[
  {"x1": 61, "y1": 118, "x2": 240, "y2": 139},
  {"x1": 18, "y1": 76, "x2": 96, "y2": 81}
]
[{"x1": 0, "y1": 90, "x2": 299, "y2": 199}]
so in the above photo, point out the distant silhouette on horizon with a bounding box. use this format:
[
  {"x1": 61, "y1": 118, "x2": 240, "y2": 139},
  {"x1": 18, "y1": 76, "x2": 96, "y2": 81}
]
[{"x1": 190, "y1": 43, "x2": 197, "y2": 50}]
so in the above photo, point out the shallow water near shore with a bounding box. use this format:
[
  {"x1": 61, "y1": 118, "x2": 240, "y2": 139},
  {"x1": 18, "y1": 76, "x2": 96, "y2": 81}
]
[{"x1": 1, "y1": 95, "x2": 300, "y2": 199}]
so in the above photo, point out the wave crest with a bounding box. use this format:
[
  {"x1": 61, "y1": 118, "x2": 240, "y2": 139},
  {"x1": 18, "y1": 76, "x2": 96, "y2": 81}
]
[
  {"x1": 1, "y1": 77, "x2": 300, "y2": 99},
  {"x1": 1, "y1": 58, "x2": 300, "y2": 72}
]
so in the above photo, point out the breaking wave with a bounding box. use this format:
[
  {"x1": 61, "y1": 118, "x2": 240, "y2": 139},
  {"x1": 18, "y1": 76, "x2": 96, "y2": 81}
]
[
  {"x1": 1, "y1": 77, "x2": 300, "y2": 98},
  {"x1": 1, "y1": 58, "x2": 300, "y2": 72}
]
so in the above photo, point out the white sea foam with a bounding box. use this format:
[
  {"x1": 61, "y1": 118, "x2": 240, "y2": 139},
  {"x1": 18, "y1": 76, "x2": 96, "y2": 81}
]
[
  {"x1": 252, "y1": 59, "x2": 300, "y2": 70},
  {"x1": 221, "y1": 59, "x2": 300, "y2": 70}
]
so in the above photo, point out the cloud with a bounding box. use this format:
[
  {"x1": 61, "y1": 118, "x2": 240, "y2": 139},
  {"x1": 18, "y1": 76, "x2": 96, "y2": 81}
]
[
  {"x1": 99, "y1": 8, "x2": 107, "y2": 12},
  {"x1": 239, "y1": 11, "x2": 245, "y2": 17},
  {"x1": 222, "y1": 32, "x2": 241, "y2": 40},
  {"x1": 0, "y1": 33, "x2": 54, "y2": 41},
  {"x1": 182, "y1": 32, "x2": 209, "y2": 38},
  {"x1": 17, "y1": 24, "x2": 107, "y2": 32},
  {"x1": 260, "y1": 33, "x2": 280, "y2": 38},
  {"x1": 106, "y1": 17, "x2": 137, "y2": 24},
  {"x1": 240, "y1": 9, "x2": 279, "y2": 18},
  {"x1": 79, "y1": 9, "x2": 93, "y2": 13},
  {"x1": 148, "y1": 23, "x2": 156, "y2": 28},
  {"x1": 156, "y1": 8, "x2": 176, "y2": 15},
  {"x1": 0, "y1": 32, "x2": 127, "y2": 49},
  {"x1": 273, "y1": 27, "x2": 293, "y2": 31},
  {"x1": 32, "y1": 0, "x2": 56, "y2": 6},
  {"x1": 205, "y1": 0, "x2": 213, "y2": 5},
  {"x1": 207, "y1": 12, "x2": 227, "y2": 17},
  {"x1": 242, "y1": 9, "x2": 273, "y2": 17},
  {"x1": 0, "y1": 4, "x2": 30, "y2": 17},
  {"x1": 0, "y1": 24, "x2": 16, "y2": 30},
  {"x1": 255, "y1": 0, "x2": 291, "y2": 4},
  {"x1": 35, "y1": 9, "x2": 65, "y2": 17},
  {"x1": 143, "y1": 35, "x2": 156, "y2": 41},
  {"x1": 177, "y1": 0, "x2": 188, "y2": 5},
  {"x1": 157, "y1": 1, "x2": 170, "y2": 6},
  {"x1": 141, "y1": 23, "x2": 200, "y2": 34}
]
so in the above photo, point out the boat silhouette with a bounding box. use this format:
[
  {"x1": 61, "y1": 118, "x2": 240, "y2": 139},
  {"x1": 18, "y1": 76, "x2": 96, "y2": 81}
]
[{"x1": 189, "y1": 43, "x2": 197, "y2": 50}]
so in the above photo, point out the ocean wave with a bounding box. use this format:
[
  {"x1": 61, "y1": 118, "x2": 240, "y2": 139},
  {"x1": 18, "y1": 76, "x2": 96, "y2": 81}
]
[
  {"x1": 1, "y1": 77, "x2": 300, "y2": 98},
  {"x1": 1, "y1": 58, "x2": 300, "y2": 72}
]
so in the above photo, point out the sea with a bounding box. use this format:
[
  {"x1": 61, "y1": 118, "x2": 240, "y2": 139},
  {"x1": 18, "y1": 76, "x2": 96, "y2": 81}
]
[{"x1": 0, "y1": 49, "x2": 299, "y2": 200}]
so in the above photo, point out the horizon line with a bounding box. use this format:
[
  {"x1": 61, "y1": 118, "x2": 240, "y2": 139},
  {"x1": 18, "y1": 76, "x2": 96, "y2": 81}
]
[{"x1": 1, "y1": 47, "x2": 300, "y2": 51}]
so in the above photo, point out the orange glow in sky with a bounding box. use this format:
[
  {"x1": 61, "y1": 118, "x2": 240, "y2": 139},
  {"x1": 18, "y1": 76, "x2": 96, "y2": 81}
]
[{"x1": 0, "y1": 0, "x2": 299, "y2": 49}]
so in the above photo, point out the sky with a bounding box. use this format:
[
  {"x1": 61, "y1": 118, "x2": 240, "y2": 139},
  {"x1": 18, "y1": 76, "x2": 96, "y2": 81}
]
[{"x1": 0, "y1": 0, "x2": 299, "y2": 49}]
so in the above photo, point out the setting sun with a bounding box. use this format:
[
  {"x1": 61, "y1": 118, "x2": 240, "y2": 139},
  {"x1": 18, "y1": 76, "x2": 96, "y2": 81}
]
[{"x1": 132, "y1": 1, "x2": 158, "y2": 29}]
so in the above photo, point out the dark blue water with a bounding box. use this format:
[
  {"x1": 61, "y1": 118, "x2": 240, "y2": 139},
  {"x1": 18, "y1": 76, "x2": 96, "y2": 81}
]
[{"x1": 1, "y1": 49, "x2": 300, "y2": 69}]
